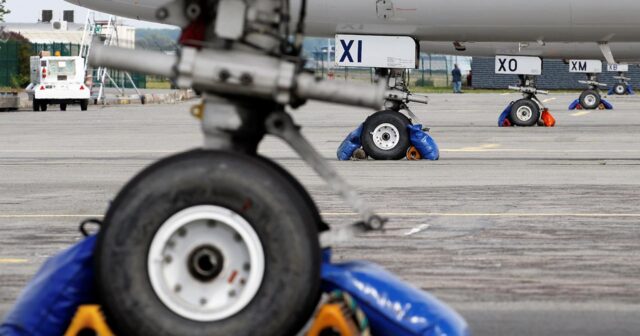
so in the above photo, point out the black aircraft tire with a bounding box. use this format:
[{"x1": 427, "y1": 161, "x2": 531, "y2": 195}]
[
  {"x1": 96, "y1": 150, "x2": 322, "y2": 336},
  {"x1": 40, "y1": 101, "x2": 47, "y2": 112},
  {"x1": 614, "y1": 84, "x2": 626, "y2": 96},
  {"x1": 579, "y1": 90, "x2": 601, "y2": 110},
  {"x1": 509, "y1": 99, "x2": 540, "y2": 127},
  {"x1": 60, "y1": 103, "x2": 67, "y2": 111},
  {"x1": 361, "y1": 110, "x2": 412, "y2": 160},
  {"x1": 32, "y1": 99, "x2": 39, "y2": 112}
]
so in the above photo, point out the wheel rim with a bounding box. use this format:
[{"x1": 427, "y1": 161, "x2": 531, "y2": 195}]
[
  {"x1": 515, "y1": 105, "x2": 533, "y2": 122},
  {"x1": 148, "y1": 205, "x2": 265, "y2": 322},
  {"x1": 616, "y1": 86, "x2": 625, "y2": 94},
  {"x1": 584, "y1": 94, "x2": 597, "y2": 107},
  {"x1": 370, "y1": 123, "x2": 400, "y2": 150}
]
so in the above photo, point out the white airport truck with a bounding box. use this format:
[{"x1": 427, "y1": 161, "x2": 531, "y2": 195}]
[{"x1": 27, "y1": 55, "x2": 90, "y2": 111}]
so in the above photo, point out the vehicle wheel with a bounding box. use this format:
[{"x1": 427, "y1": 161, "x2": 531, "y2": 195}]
[
  {"x1": 80, "y1": 99, "x2": 89, "y2": 111},
  {"x1": 60, "y1": 103, "x2": 67, "y2": 111},
  {"x1": 361, "y1": 110, "x2": 412, "y2": 160},
  {"x1": 32, "y1": 99, "x2": 40, "y2": 112},
  {"x1": 40, "y1": 101, "x2": 48, "y2": 112},
  {"x1": 96, "y1": 150, "x2": 321, "y2": 336},
  {"x1": 614, "y1": 84, "x2": 627, "y2": 95},
  {"x1": 579, "y1": 90, "x2": 601, "y2": 110},
  {"x1": 509, "y1": 99, "x2": 540, "y2": 127}
]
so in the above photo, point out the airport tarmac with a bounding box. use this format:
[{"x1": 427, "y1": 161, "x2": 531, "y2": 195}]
[{"x1": 1, "y1": 92, "x2": 639, "y2": 335}]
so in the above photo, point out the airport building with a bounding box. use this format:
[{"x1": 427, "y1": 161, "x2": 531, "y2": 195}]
[
  {"x1": 0, "y1": 10, "x2": 140, "y2": 88},
  {"x1": 3, "y1": 9, "x2": 136, "y2": 52}
]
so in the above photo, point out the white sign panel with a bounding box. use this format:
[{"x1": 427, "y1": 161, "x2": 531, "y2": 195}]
[
  {"x1": 569, "y1": 60, "x2": 602, "y2": 73},
  {"x1": 607, "y1": 64, "x2": 629, "y2": 72},
  {"x1": 335, "y1": 35, "x2": 417, "y2": 69},
  {"x1": 495, "y1": 56, "x2": 542, "y2": 75}
]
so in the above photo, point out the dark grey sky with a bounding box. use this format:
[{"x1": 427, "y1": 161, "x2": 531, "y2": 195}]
[{"x1": 4, "y1": 0, "x2": 172, "y2": 28}]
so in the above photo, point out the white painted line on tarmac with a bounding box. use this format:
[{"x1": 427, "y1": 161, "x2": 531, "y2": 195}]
[
  {"x1": 322, "y1": 212, "x2": 640, "y2": 218},
  {"x1": 0, "y1": 150, "x2": 175, "y2": 154},
  {"x1": 571, "y1": 111, "x2": 591, "y2": 117},
  {"x1": 447, "y1": 144, "x2": 501, "y2": 152},
  {"x1": 500, "y1": 93, "x2": 510, "y2": 96},
  {"x1": 0, "y1": 258, "x2": 28, "y2": 264},
  {"x1": 542, "y1": 98, "x2": 557, "y2": 103},
  {"x1": 440, "y1": 148, "x2": 640, "y2": 153},
  {"x1": 404, "y1": 224, "x2": 430, "y2": 236}
]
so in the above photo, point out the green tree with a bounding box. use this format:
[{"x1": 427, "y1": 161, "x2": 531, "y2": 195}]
[{"x1": 0, "y1": 0, "x2": 11, "y2": 23}]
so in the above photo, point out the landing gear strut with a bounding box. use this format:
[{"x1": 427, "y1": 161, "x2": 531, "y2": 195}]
[{"x1": 360, "y1": 68, "x2": 430, "y2": 160}]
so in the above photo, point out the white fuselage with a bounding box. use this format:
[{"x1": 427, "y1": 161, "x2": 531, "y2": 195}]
[
  {"x1": 70, "y1": 0, "x2": 640, "y2": 43},
  {"x1": 68, "y1": 0, "x2": 640, "y2": 63},
  {"x1": 419, "y1": 41, "x2": 640, "y2": 63},
  {"x1": 303, "y1": 0, "x2": 640, "y2": 43}
]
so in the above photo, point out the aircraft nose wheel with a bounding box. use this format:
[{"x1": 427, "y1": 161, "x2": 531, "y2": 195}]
[
  {"x1": 361, "y1": 110, "x2": 411, "y2": 160},
  {"x1": 613, "y1": 83, "x2": 627, "y2": 95},
  {"x1": 579, "y1": 89, "x2": 601, "y2": 110},
  {"x1": 96, "y1": 150, "x2": 321, "y2": 336},
  {"x1": 509, "y1": 99, "x2": 540, "y2": 127}
]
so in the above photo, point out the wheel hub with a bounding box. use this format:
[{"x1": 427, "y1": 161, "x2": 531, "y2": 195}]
[
  {"x1": 371, "y1": 123, "x2": 400, "y2": 150},
  {"x1": 516, "y1": 106, "x2": 533, "y2": 122},
  {"x1": 584, "y1": 94, "x2": 597, "y2": 107},
  {"x1": 188, "y1": 245, "x2": 224, "y2": 282},
  {"x1": 148, "y1": 205, "x2": 265, "y2": 322}
]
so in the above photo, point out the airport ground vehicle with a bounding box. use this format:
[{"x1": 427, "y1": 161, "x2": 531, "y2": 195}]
[{"x1": 26, "y1": 55, "x2": 90, "y2": 112}]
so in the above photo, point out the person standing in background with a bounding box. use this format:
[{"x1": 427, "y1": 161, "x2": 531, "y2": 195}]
[{"x1": 452, "y1": 64, "x2": 463, "y2": 93}]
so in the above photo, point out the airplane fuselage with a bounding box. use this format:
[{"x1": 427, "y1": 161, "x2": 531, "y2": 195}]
[
  {"x1": 303, "y1": 0, "x2": 640, "y2": 43},
  {"x1": 71, "y1": 0, "x2": 640, "y2": 43},
  {"x1": 419, "y1": 41, "x2": 640, "y2": 63}
]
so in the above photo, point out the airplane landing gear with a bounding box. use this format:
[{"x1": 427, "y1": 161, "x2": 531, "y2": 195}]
[
  {"x1": 499, "y1": 75, "x2": 554, "y2": 127},
  {"x1": 570, "y1": 74, "x2": 613, "y2": 110},
  {"x1": 358, "y1": 68, "x2": 433, "y2": 160},
  {"x1": 608, "y1": 72, "x2": 635, "y2": 96},
  {"x1": 95, "y1": 89, "x2": 392, "y2": 334},
  {"x1": 85, "y1": 0, "x2": 398, "y2": 333}
]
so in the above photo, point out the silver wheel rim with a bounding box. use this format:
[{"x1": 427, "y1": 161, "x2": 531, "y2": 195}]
[
  {"x1": 516, "y1": 105, "x2": 533, "y2": 122},
  {"x1": 616, "y1": 85, "x2": 625, "y2": 94},
  {"x1": 148, "y1": 205, "x2": 265, "y2": 322},
  {"x1": 371, "y1": 123, "x2": 400, "y2": 150},
  {"x1": 584, "y1": 94, "x2": 597, "y2": 107}
]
